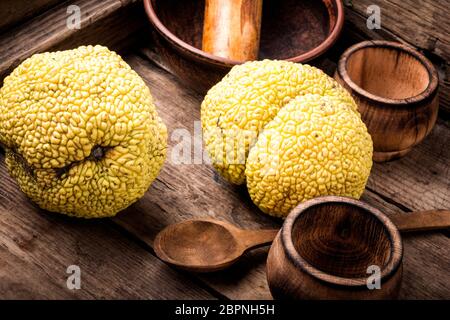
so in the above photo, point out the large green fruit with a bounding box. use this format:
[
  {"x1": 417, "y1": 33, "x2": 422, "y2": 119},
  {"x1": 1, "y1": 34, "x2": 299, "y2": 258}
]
[{"x1": 0, "y1": 45, "x2": 167, "y2": 218}]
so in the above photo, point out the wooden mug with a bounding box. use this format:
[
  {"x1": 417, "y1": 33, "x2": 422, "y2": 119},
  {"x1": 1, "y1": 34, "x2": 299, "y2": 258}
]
[
  {"x1": 266, "y1": 196, "x2": 403, "y2": 299},
  {"x1": 334, "y1": 41, "x2": 439, "y2": 162}
]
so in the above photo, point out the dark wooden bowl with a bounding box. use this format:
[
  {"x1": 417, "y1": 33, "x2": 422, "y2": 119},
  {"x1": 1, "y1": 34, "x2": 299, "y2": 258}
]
[
  {"x1": 267, "y1": 196, "x2": 403, "y2": 300},
  {"x1": 334, "y1": 41, "x2": 439, "y2": 162},
  {"x1": 144, "y1": 0, "x2": 344, "y2": 93}
]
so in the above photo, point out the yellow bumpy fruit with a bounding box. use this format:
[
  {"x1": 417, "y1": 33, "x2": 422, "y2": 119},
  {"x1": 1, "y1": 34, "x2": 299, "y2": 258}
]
[
  {"x1": 0, "y1": 45, "x2": 167, "y2": 218},
  {"x1": 201, "y1": 60, "x2": 373, "y2": 218}
]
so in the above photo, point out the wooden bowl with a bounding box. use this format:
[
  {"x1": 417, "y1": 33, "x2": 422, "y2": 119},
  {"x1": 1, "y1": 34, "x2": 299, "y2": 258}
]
[
  {"x1": 266, "y1": 196, "x2": 403, "y2": 300},
  {"x1": 334, "y1": 41, "x2": 439, "y2": 162},
  {"x1": 144, "y1": 0, "x2": 344, "y2": 93}
]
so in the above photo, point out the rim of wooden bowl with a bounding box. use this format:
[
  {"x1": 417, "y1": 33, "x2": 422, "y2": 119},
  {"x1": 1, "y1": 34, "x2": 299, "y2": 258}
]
[
  {"x1": 281, "y1": 196, "x2": 403, "y2": 287},
  {"x1": 144, "y1": 0, "x2": 345, "y2": 67},
  {"x1": 337, "y1": 40, "x2": 439, "y2": 106}
]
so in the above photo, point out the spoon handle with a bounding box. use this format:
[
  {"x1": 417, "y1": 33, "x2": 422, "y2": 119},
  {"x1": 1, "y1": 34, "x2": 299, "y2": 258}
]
[
  {"x1": 390, "y1": 210, "x2": 450, "y2": 233},
  {"x1": 240, "y1": 229, "x2": 279, "y2": 250}
]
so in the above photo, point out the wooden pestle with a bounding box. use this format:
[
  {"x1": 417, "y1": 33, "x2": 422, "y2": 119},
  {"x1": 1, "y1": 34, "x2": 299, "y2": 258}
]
[{"x1": 202, "y1": 0, "x2": 263, "y2": 61}]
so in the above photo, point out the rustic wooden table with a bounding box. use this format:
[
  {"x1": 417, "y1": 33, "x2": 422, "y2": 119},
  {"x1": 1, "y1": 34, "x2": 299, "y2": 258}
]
[{"x1": 0, "y1": 0, "x2": 448, "y2": 299}]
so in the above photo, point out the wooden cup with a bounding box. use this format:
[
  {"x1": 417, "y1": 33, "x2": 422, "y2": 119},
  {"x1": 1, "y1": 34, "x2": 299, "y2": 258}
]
[
  {"x1": 334, "y1": 41, "x2": 439, "y2": 162},
  {"x1": 266, "y1": 196, "x2": 403, "y2": 299}
]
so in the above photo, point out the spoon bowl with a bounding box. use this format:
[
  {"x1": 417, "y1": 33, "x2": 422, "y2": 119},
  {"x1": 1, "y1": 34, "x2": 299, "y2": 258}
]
[{"x1": 154, "y1": 219, "x2": 278, "y2": 272}]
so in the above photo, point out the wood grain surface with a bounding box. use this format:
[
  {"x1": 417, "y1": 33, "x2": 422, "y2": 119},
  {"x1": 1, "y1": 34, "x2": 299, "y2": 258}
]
[
  {"x1": 0, "y1": 157, "x2": 215, "y2": 299},
  {"x1": 0, "y1": 0, "x2": 65, "y2": 32},
  {"x1": 345, "y1": 0, "x2": 449, "y2": 61},
  {"x1": 0, "y1": 0, "x2": 448, "y2": 300},
  {"x1": 367, "y1": 121, "x2": 450, "y2": 213},
  {"x1": 0, "y1": 0, "x2": 144, "y2": 80}
]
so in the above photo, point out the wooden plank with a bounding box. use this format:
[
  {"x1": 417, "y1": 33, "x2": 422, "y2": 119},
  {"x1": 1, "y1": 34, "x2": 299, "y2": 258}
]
[
  {"x1": 51, "y1": 2, "x2": 147, "y2": 54},
  {"x1": 0, "y1": 154, "x2": 215, "y2": 299},
  {"x1": 344, "y1": 0, "x2": 449, "y2": 61},
  {"x1": 0, "y1": 0, "x2": 145, "y2": 81},
  {"x1": 367, "y1": 121, "x2": 450, "y2": 213},
  {"x1": 0, "y1": 0, "x2": 65, "y2": 33},
  {"x1": 111, "y1": 54, "x2": 449, "y2": 299}
]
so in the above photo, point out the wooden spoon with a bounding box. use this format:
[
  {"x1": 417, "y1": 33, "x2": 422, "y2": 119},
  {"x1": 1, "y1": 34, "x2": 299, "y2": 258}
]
[
  {"x1": 154, "y1": 210, "x2": 450, "y2": 273},
  {"x1": 154, "y1": 219, "x2": 277, "y2": 272}
]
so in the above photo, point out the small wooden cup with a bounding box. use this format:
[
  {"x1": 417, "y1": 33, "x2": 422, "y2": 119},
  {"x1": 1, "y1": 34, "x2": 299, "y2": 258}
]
[
  {"x1": 334, "y1": 41, "x2": 439, "y2": 162},
  {"x1": 266, "y1": 196, "x2": 403, "y2": 300}
]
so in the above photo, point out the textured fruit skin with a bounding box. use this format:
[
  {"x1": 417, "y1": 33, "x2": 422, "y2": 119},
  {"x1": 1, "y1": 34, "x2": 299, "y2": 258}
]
[
  {"x1": 201, "y1": 60, "x2": 372, "y2": 217},
  {"x1": 0, "y1": 45, "x2": 167, "y2": 218}
]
